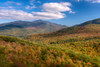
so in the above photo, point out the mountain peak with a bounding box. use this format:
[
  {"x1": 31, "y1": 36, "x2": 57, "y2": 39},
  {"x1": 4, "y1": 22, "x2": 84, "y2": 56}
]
[
  {"x1": 0, "y1": 20, "x2": 67, "y2": 37},
  {"x1": 34, "y1": 19, "x2": 45, "y2": 22}
]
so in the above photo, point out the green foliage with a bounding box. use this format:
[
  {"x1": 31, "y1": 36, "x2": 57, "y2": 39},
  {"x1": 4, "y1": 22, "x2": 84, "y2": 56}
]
[
  {"x1": 25, "y1": 28, "x2": 100, "y2": 67},
  {"x1": 0, "y1": 33, "x2": 100, "y2": 67},
  {"x1": 0, "y1": 36, "x2": 34, "y2": 45},
  {"x1": 0, "y1": 46, "x2": 11, "y2": 67}
]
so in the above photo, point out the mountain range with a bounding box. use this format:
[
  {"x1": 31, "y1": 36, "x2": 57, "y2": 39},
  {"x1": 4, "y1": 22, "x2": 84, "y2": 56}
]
[
  {"x1": 0, "y1": 18, "x2": 100, "y2": 38},
  {"x1": 0, "y1": 20, "x2": 67, "y2": 37},
  {"x1": 31, "y1": 18, "x2": 100, "y2": 38}
]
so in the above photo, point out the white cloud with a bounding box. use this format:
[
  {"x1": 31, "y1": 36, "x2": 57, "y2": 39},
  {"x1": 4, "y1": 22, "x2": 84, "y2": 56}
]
[
  {"x1": 76, "y1": 0, "x2": 100, "y2": 3},
  {"x1": 42, "y1": 2, "x2": 72, "y2": 13},
  {"x1": 0, "y1": 2, "x2": 74, "y2": 20},
  {"x1": 5, "y1": 1, "x2": 22, "y2": 5},
  {"x1": 8, "y1": 6, "x2": 13, "y2": 8},
  {"x1": 25, "y1": 0, "x2": 36, "y2": 10},
  {"x1": 31, "y1": 2, "x2": 74, "y2": 19},
  {"x1": 32, "y1": 12, "x2": 65, "y2": 19},
  {"x1": 32, "y1": 2, "x2": 74, "y2": 19},
  {"x1": 89, "y1": 0, "x2": 100, "y2": 3},
  {"x1": 26, "y1": 5, "x2": 36, "y2": 9},
  {"x1": 0, "y1": 9, "x2": 34, "y2": 20},
  {"x1": 0, "y1": 9, "x2": 65, "y2": 20},
  {"x1": 0, "y1": 6, "x2": 13, "y2": 9},
  {"x1": 69, "y1": 11, "x2": 76, "y2": 14}
]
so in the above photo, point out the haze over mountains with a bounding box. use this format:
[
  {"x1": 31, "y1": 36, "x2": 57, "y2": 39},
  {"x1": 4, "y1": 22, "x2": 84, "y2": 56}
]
[{"x1": 0, "y1": 20, "x2": 67, "y2": 37}]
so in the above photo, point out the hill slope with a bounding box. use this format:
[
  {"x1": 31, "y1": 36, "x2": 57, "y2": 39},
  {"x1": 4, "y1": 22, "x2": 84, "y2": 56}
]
[
  {"x1": 0, "y1": 20, "x2": 67, "y2": 37},
  {"x1": 55, "y1": 18, "x2": 100, "y2": 35},
  {"x1": 0, "y1": 35, "x2": 100, "y2": 67},
  {"x1": 77, "y1": 18, "x2": 100, "y2": 26}
]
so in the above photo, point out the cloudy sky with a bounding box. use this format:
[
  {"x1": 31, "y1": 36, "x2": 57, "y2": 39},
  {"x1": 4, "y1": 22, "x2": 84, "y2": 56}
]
[{"x1": 0, "y1": 0, "x2": 100, "y2": 26}]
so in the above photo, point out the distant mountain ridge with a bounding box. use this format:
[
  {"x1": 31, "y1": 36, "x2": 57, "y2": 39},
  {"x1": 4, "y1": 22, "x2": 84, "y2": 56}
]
[
  {"x1": 0, "y1": 20, "x2": 67, "y2": 37},
  {"x1": 55, "y1": 18, "x2": 100, "y2": 34},
  {"x1": 31, "y1": 18, "x2": 100, "y2": 37},
  {"x1": 0, "y1": 20, "x2": 66, "y2": 30},
  {"x1": 76, "y1": 18, "x2": 100, "y2": 26}
]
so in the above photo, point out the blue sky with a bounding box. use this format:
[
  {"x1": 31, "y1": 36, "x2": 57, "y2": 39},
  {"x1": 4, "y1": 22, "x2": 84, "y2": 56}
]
[{"x1": 0, "y1": 0, "x2": 100, "y2": 26}]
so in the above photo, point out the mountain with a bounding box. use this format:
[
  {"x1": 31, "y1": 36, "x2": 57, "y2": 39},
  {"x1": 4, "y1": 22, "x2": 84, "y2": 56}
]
[
  {"x1": 0, "y1": 20, "x2": 67, "y2": 37},
  {"x1": 26, "y1": 18, "x2": 100, "y2": 45},
  {"x1": 31, "y1": 18, "x2": 100, "y2": 37},
  {"x1": 56, "y1": 18, "x2": 100, "y2": 34},
  {"x1": 76, "y1": 18, "x2": 100, "y2": 26}
]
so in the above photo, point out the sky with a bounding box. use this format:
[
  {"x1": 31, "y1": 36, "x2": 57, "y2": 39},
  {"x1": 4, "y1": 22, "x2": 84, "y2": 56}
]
[{"x1": 0, "y1": 0, "x2": 100, "y2": 26}]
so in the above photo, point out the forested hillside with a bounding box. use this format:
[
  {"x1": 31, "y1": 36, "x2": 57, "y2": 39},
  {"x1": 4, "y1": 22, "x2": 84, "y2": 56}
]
[
  {"x1": 0, "y1": 18, "x2": 100, "y2": 67},
  {"x1": 0, "y1": 35, "x2": 100, "y2": 67}
]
